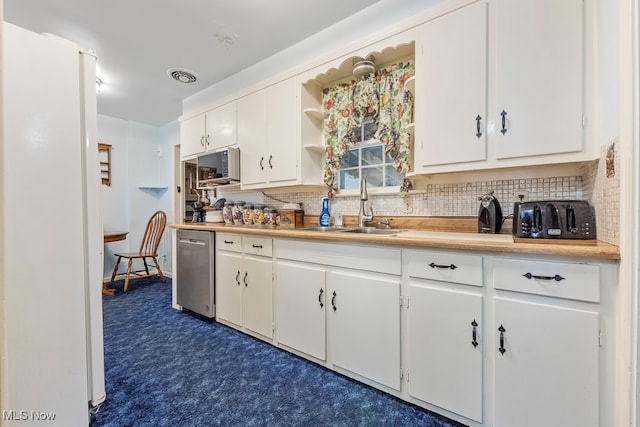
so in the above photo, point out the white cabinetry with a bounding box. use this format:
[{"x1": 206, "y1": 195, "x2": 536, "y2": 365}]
[
  {"x1": 180, "y1": 102, "x2": 237, "y2": 159},
  {"x1": 494, "y1": 298, "x2": 598, "y2": 427},
  {"x1": 414, "y1": 1, "x2": 488, "y2": 170},
  {"x1": 238, "y1": 79, "x2": 298, "y2": 188},
  {"x1": 215, "y1": 236, "x2": 243, "y2": 327},
  {"x1": 328, "y1": 269, "x2": 401, "y2": 391},
  {"x1": 215, "y1": 233, "x2": 273, "y2": 339},
  {"x1": 275, "y1": 261, "x2": 326, "y2": 361},
  {"x1": 275, "y1": 239, "x2": 402, "y2": 390},
  {"x1": 413, "y1": 0, "x2": 590, "y2": 174},
  {"x1": 180, "y1": 113, "x2": 207, "y2": 159},
  {"x1": 407, "y1": 250, "x2": 483, "y2": 422},
  {"x1": 494, "y1": 0, "x2": 584, "y2": 160},
  {"x1": 492, "y1": 257, "x2": 600, "y2": 427}
]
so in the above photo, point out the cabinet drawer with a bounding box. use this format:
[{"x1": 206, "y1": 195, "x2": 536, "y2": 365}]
[
  {"x1": 243, "y1": 237, "x2": 273, "y2": 257},
  {"x1": 492, "y1": 258, "x2": 600, "y2": 303},
  {"x1": 216, "y1": 233, "x2": 242, "y2": 252},
  {"x1": 406, "y1": 250, "x2": 483, "y2": 287}
]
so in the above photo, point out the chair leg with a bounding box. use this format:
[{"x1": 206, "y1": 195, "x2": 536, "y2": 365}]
[
  {"x1": 152, "y1": 257, "x2": 166, "y2": 282},
  {"x1": 110, "y1": 256, "x2": 122, "y2": 284},
  {"x1": 143, "y1": 258, "x2": 150, "y2": 275},
  {"x1": 124, "y1": 258, "x2": 133, "y2": 292}
]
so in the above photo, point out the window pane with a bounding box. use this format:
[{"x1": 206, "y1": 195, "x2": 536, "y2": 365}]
[
  {"x1": 341, "y1": 150, "x2": 359, "y2": 168},
  {"x1": 362, "y1": 145, "x2": 383, "y2": 166},
  {"x1": 339, "y1": 168, "x2": 360, "y2": 190},
  {"x1": 385, "y1": 165, "x2": 404, "y2": 187},
  {"x1": 362, "y1": 166, "x2": 384, "y2": 188}
]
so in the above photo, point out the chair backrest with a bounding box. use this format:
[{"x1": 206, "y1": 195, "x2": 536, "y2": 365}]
[{"x1": 138, "y1": 210, "x2": 167, "y2": 255}]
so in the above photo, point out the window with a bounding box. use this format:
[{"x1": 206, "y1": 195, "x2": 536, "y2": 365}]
[{"x1": 338, "y1": 117, "x2": 404, "y2": 191}]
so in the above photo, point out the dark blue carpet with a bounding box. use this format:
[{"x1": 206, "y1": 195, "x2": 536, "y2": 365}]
[{"x1": 90, "y1": 277, "x2": 466, "y2": 427}]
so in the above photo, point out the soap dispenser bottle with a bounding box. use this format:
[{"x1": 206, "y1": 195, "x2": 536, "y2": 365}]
[{"x1": 319, "y1": 197, "x2": 331, "y2": 227}]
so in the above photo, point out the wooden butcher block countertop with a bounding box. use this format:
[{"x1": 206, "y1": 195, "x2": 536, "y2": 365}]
[{"x1": 170, "y1": 216, "x2": 620, "y2": 261}]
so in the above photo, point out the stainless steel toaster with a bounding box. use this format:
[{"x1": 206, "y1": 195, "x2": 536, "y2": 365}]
[{"x1": 513, "y1": 200, "x2": 596, "y2": 239}]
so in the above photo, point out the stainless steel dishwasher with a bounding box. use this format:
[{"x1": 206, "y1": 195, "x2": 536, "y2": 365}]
[{"x1": 176, "y1": 229, "x2": 215, "y2": 318}]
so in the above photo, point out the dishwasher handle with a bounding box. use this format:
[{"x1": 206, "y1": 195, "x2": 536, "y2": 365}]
[{"x1": 178, "y1": 238, "x2": 206, "y2": 246}]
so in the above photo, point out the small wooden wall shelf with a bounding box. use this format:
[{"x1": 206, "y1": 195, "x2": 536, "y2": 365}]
[{"x1": 98, "y1": 143, "x2": 112, "y2": 186}]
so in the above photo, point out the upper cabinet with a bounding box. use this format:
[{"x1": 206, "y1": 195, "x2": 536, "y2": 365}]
[
  {"x1": 413, "y1": 0, "x2": 593, "y2": 175},
  {"x1": 238, "y1": 79, "x2": 298, "y2": 188},
  {"x1": 180, "y1": 102, "x2": 237, "y2": 159},
  {"x1": 238, "y1": 77, "x2": 324, "y2": 190},
  {"x1": 494, "y1": 0, "x2": 584, "y2": 160},
  {"x1": 414, "y1": 1, "x2": 488, "y2": 170}
]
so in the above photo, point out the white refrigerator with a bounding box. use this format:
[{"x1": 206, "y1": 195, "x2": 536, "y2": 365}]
[{"x1": 1, "y1": 22, "x2": 106, "y2": 425}]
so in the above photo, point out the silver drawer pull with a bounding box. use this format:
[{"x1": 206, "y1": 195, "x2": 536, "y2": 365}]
[
  {"x1": 429, "y1": 262, "x2": 458, "y2": 270},
  {"x1": 522, "y1": 272, "x2": 565, "y2": 282}
]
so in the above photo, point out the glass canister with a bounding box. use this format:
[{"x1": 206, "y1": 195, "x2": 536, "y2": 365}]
[
  {"x1": 233, "y1": 201, "x2": 245, "y2": 225},
  {"x1": 242, "y1": 203, "x2": 254, "y2": 225},
  {"x1": 252, "y1": 204, "x2": 265, "y2": 225},
  {"x1": 263, "y1": 208, "x2": 274, "y2": 226},
  {"x1": 223, "y1": 201, "x2": 235, "y2": 225}
]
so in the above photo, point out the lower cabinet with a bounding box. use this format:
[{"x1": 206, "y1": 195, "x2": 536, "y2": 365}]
[
  {"x1": 327, "y1": 269, "x2": 401, "y2": 391},
  {"x1": 409, "y1": 284, "x2": 483, "y2": 422},
  {"x1": 492, "y1": 256, "x2": 602, "y2": 427},
  {"x1": 215, "y1": 250, "x2": 243, "y2": 327},
  {"x1": 243, "y1": 254, "x2": 273, "y2": 338},
  {"x1": 494, "y1": 298, "x2": 599, "y2": 427},
  {"x1": 215, "y1": 233, "x2": 273, "y2": 339},
  {"x1": 275, "y1": 261, "x2": 326, "y2": 360}
]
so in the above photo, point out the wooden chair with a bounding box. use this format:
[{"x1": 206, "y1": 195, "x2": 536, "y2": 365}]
[{"x1": 110, "y1": 210, "x2": 167, "y2": 292}]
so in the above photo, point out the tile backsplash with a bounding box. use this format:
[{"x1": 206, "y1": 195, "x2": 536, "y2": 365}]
[{"x1": 222, "y1": 144, "x2": 619, "y2": 246}]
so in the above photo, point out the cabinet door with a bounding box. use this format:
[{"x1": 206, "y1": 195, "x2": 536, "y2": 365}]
[
  {"x1": 206, "y1": 102, "x2": 236, "y2": 150},
  {"x1": 243, "y1": 255, "x2": 273, "y2": 339},
  {"x1": 275, "y1": 261, "x2": 326, "y2": 360},
  {"x1": 238, "y1": 90, "x2": 266, "y2": 186},
  {"x1": 328, "y1": 269, "x2": 401, "y2": 390},
  {"x1": 265, "y1": 78, "x2": 298, "y2": 183},
  {"x1": 215, "y1": 251, "x2": 243, "y2": 327},
  {"x1": 494, "y1": 298, "x2": 598, "y2": 427},
  {"x1": 409, "y1": 284, "x2": 483, "y2": 422},
  {"x1": 180, "y1": 114, "x2": 206, "y2": 158},
  {"x1": 416, "y1": 1, "x2": 487, "y2": 169},
  {"x1": 495, "y1": 0, "x2": 583, "y2": 159}
]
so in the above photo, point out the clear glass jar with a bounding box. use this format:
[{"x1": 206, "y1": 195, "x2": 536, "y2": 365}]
[
  {"x1": 233, "y1": 201, "x2": 245, "y2": 225},
  {"x1": 252, "y1": 204, "x2": 265, "y2": 225},
  {"x1": 242, "y1": 203, "x2": 254, "y2": 225},
  {"x1": 223, "y1": 201, "x2": 235, "y2": 225},
  {"x1": 263, "y1": 208, "x2": 274, "y2": 226}
]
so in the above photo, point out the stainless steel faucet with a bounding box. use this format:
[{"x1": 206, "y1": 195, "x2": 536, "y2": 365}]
[{"x1": 358, "y1": 177, "x2": 374, "y2": 227}]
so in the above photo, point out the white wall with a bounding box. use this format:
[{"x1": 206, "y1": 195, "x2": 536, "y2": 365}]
[{"x1": 98, "y1": 115, "x2": 178, "y2": 280}]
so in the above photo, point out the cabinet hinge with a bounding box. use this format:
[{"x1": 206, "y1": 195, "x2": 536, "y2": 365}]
[
  {"x1": 599, "y1": 330, "x2": 603, "y2": 347},
  {"x1": 400, "y1": 368, "x2": 409, "y2": 382},
  {"x1": 582, "y1": 115, "x2": 587, "y2": 128}
]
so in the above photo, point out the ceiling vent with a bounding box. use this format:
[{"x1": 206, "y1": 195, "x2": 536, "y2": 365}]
[{"x1": 167, "y1": 68, "x2": 198, "y2": 84}]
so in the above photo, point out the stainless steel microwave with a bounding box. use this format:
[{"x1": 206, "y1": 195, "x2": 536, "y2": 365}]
[{"x1": 197, "y1": 147, "x2": 240, "y2": 187}]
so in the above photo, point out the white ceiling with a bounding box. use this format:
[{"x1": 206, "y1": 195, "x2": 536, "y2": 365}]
[{"x1": 4, "y1": 0, "x2": 383, "y2": 126}]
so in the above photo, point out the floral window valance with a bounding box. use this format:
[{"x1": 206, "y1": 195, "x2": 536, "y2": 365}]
[{"x1": 322, "y1": 61, "x2": 414, "y2": 197}]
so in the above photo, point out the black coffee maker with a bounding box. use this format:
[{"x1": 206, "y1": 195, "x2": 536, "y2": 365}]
[{"x1": 478, "y1": 191, "x2": 503, "y2": 234}]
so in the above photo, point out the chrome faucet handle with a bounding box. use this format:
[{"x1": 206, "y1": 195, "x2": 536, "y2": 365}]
[{"x1": 378, "y1": 218, "x2": 392, "y2": 229}]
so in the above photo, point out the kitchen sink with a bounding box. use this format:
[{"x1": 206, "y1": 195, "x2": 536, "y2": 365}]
[
  {"x1": 345, "y1": 227, "x2": 402, "y2": 235},
  {"x1": 297, "y1": 226, "x2": 355, "y2": 232}
]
